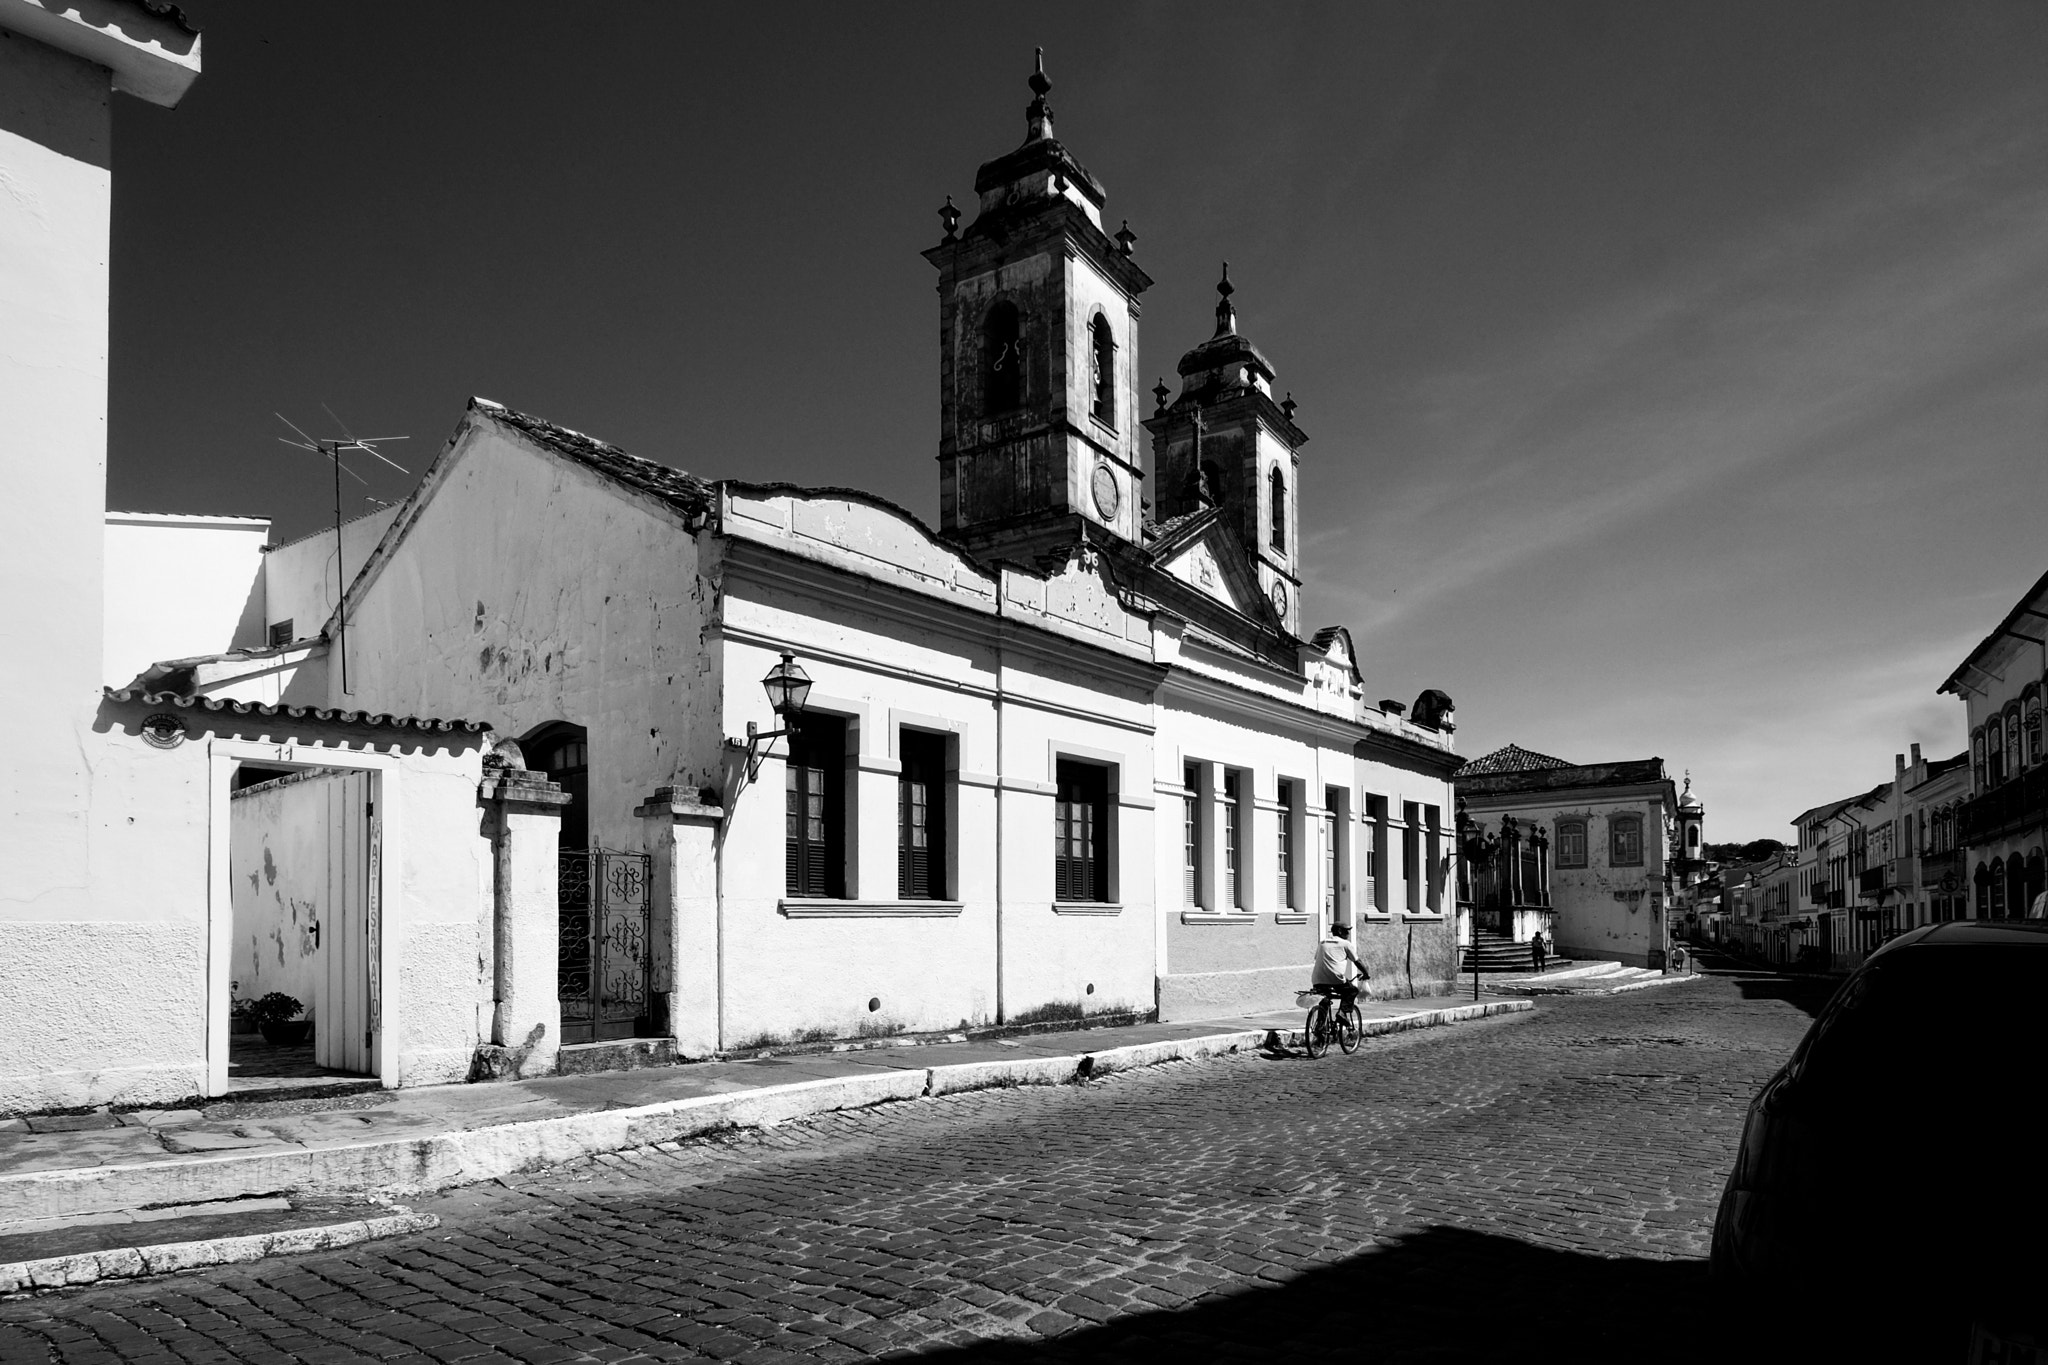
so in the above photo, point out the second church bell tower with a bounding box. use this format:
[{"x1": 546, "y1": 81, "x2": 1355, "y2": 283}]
[{"x1": 923, "y1": 54, "x2": 1153, "y2": 564}]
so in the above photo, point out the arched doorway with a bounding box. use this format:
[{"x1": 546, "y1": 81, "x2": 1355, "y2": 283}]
[{"x1": 524, "y1": 721, "x2": 588, "y2": 850}]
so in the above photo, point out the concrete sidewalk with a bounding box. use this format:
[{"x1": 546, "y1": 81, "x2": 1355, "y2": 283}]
[{"x1": 0, "y1": 994, "x2": 1529, "y2": 1289}]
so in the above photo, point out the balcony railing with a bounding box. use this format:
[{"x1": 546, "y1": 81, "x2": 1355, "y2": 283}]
[
  {"x1": 1958, "y1": 766, "x2": 2048, "y2": 847},
  {"x1": 1857, "y1": 864, "x2": 1887, "y2": 897}
]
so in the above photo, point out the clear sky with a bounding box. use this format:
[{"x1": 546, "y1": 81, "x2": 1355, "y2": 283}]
[{"x1": 109, "y1": 2, "x2": 2047, "y2": 841}]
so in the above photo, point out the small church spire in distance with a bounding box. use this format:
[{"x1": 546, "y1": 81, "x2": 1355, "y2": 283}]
[
  {"x1": 1213, "y1": 261, "x2": 1237, "y2": 337},
  {"x1": 1026, "y1": 48, "x2": 1054, "y2": 141}
]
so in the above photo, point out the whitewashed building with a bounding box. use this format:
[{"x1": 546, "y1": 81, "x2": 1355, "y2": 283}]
[
  {"x1": 1455, "y1": 745, "x2": 1692, "y2": 968},
  {"x1": 208, "y1": 62, "x2": 1472, "y2": 1072}
]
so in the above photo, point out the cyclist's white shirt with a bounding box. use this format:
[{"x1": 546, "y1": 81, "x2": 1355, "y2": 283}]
[{"x1": 1312, "y1": 939, "x2": 1362, "y2": 986}]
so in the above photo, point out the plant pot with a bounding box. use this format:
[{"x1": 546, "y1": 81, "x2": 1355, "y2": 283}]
[
  {"x1": 230, "y1": 1013, "x2": 258, "y2": 1036},
  {"x1": 259, "y1": 1020, "x2": 313, "y2": 1047}
]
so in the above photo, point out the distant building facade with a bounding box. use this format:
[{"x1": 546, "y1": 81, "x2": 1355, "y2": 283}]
[
  {"x1": 1455, "y1": 745, "x2": 1687, "y2": 968},
  {"x1": 1941, "y1": 570, "x2": 2047, "y2": 922}
]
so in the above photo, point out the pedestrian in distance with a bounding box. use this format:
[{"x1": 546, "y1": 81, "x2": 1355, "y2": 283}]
[{"x1": 1531, "y1": 932, "x2": 1547, "y2": 974}]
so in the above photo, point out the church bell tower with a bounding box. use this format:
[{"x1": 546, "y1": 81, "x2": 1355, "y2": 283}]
[
  {"x1": 1144, "y1": 266, "x2": 1309, "y2": 635},
  {"x1": 923, "y1": 54, "x2": 1153, "y2": 564}
]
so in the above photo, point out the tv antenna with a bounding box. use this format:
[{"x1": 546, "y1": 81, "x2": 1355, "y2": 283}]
[{"x1": 276, "y1": 408, "x2": 409, "y2": 695}]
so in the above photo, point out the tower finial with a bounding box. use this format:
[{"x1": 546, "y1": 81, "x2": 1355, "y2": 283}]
[
  {"x1": 1026, "y1": 48, "x2": 1054, "y2": 141},
  {"x1": 1213, "y1": 261, "x2": 1237, "y2": 337}
]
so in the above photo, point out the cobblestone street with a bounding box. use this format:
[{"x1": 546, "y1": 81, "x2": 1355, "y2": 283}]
[{"x1": 1, "y1": 966, "x2": 1830, "y2": 1363}]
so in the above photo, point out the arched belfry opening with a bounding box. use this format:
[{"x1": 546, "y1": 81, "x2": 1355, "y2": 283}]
[
  {"x1": 1090, "y1": 313, "x2": 1116, "y2": 426},
  {"x1": 982, "y1": 301, "x2": 1023, "y2": 416}
]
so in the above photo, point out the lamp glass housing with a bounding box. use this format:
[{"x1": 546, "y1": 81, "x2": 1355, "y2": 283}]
[{"x1": 763, "y1": 653, "x2": 812, "y2": 719}]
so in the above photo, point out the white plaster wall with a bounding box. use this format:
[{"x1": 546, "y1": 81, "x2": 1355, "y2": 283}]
[
  {"x1": 229, "y1": 770, "x2": 337, "y2": 1017},
  {"x1": 0, "y1": 718, "x2": 211, "y2": 1114},
  {"x1": 103, "y1": 513, "x2": 270, "y2": 685},
  {"x1": 261, "y1": 503, "x2": 402, "y2": 645},
  {"x1": 0, "y1": 31, "x2": 113, "y2": 936},
  {"x1": 303, "y1": 423, "x2": 721, "y2": 828}
]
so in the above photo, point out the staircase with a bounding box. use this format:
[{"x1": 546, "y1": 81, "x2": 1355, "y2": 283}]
[{"x1": 1460, "y1": 927, "x2": 1542, "y2": 973}]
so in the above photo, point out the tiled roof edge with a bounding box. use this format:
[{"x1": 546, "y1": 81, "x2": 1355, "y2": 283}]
[{"x1": 103, "y1": 687, "x2": 489, "y2": 735}]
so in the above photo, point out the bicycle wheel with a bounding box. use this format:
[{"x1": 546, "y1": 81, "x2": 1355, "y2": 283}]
[
  {"x1": 1337, "y1": 1000, "x2": 1362, "y2": 1054},
  {"x1": 1304, "y1": 998, "x2": 1330, "y2": 1058}
]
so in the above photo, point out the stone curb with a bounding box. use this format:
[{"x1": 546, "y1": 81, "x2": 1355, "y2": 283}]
[
  {"x1": 0, "y1": 1212, "x2": 437, "y2": 1296},
  {"x1": 1492, "y1": 973, "x2": 1702, "y2": 997},
  {"x1": 0, "y1": 1002, "x2": 1530, "y2": 1226}
]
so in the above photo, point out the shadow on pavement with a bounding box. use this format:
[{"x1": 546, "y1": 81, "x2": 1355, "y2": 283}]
[
  {"x1": 1688, "y1": 949, "x2": 1839, "y2": 1019},
  {"x1": 908, "y1": 1225, "x2": 1731, "y2": 1363},
  {"x1": 1726, "y1": 973, "x2": 1838, "y2": 1018}
]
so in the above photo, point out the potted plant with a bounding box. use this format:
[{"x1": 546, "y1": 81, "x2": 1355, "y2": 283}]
[{"x1": 249, "y1": 992, "x2": 312, "y2": 1047}]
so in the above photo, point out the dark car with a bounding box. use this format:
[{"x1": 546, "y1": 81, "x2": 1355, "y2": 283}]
[{"x1": 1712, "y1": 920, "x2": 2048, "y2": 1356}]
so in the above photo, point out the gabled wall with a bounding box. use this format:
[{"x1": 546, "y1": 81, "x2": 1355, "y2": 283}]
[{"x1": 301, "y1": 419, "x2": 723, "y2": 853}]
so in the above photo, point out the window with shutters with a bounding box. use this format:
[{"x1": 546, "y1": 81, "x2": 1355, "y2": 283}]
[
  {"x1": 1183, "y1": 764, "x2": 1201, "y2": 908},
  {"x1": 1402, "y1": 801, "x2": 1421, "y2": 912},
  {"x1": 1322, "y1": 787, "x2": 1341, "y2": 921},
  {"x1": 785, "y1": 714, "x2": 845, "y2": 898},
  {"x1": 1054, "y1": 759, "x2": 1111, "y2": 903},
  {"x1": 1555, "y1": 818, "x2": 1588, "y2": 869},
  {"x1": 1424, "y1": 804, "x2": 1443, "y2": 913},
  {"x1": 1365, "y1": 794, "x2": 1388, "y2": 912},
  {"x1": 1276, "y1": 779, "x2": 1296, "y2": 909},
  {"x1": 898, "y1": 730, "x2": 947, "y2": 899},
  {"x1": 1610, "y1": 813, "x2": 1644, "y2": 867},
  {"x1": 1222, "y1": 770, "x2": 1244, "y2": 908}
]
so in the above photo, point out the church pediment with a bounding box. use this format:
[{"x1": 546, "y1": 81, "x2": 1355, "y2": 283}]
[{"x1": 1149, "y1": 510, "x2": 1273, "y2": 625}]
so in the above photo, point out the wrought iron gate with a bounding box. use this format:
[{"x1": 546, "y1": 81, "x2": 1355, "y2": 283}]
[{"x1": 558, "y1": 849, "x2": 652, "y2": 1044}]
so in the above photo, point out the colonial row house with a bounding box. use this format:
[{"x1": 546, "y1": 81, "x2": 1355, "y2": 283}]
[
  {"x1": 1454, "y1": 745, "x2": 1700, "y2": 969},
  {"x1": 121, "y1": 61, "x2": 1472, "y2": 1079},
  {"x1": 1939, "y1": 567, "x2": 2048, "y2": 922}
]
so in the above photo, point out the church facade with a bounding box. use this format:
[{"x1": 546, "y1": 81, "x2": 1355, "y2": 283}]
[{"x1": 234, "y1": 61, "x2": 1466, "y2": 1069}]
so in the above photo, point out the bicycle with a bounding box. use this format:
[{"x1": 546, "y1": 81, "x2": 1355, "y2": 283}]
[{"x1": 1303, "y1": 984, "x2": 1363, "y2": 1058}]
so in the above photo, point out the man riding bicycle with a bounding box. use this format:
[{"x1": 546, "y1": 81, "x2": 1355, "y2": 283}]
[{"x1": 1312, "y1": 922, "x2": 1370, "y2": 1002}]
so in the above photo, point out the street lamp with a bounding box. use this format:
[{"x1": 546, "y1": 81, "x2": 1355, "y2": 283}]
[{"x1": 742, "y1": 652, "x2": 812, "y2": 780}]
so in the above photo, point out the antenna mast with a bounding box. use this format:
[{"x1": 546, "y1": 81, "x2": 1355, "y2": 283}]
[{"x1": 276, "y1": 410, "x2": 409, "y2": 696}]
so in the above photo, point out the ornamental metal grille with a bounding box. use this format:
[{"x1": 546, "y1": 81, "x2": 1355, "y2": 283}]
[{"x1": 558, "y1": 848, "x2": 652, "y2": 1044}]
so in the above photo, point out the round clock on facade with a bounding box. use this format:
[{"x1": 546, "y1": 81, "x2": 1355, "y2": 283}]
[
  {"x1": 1090, "y1": 464, "x2": 1121, "y2": 520},
  {"x1": 1269, "y1": 581, "x2": 1288, "y2": 617}
]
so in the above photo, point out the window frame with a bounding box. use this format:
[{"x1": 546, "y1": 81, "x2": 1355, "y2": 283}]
[
  {"x1": 1402, "y1": 800, "x2": 1421, "y2": 912},
  {"x1": 1276, "y1": 778, "x2": 1297, "y2": 911},
  {"x1": 1364, "y1": 794, "x2": 1389, "y2": 914},
  {"x1": 1182, "y1": 764, "x2": 1202, "y2": 909},
  {"x1": 1223, "y1": 770, "x2": 1246, "y2": 909},
  {"x1": 896, "y1": 728, "x2": 949, "y2": 900},
  {"x1": 785, "y1": 713, "x2": 848, "y2": 899},
  {"x1": 1609, "y1": 813, "x2": 1644, "y2": 867},
  {"x1": 1555, "y1": 817, "x2": 1588, "y2": 869},
  {"x1": 1053, "y1": 758, "x2": 1112, "y2": 904}
]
